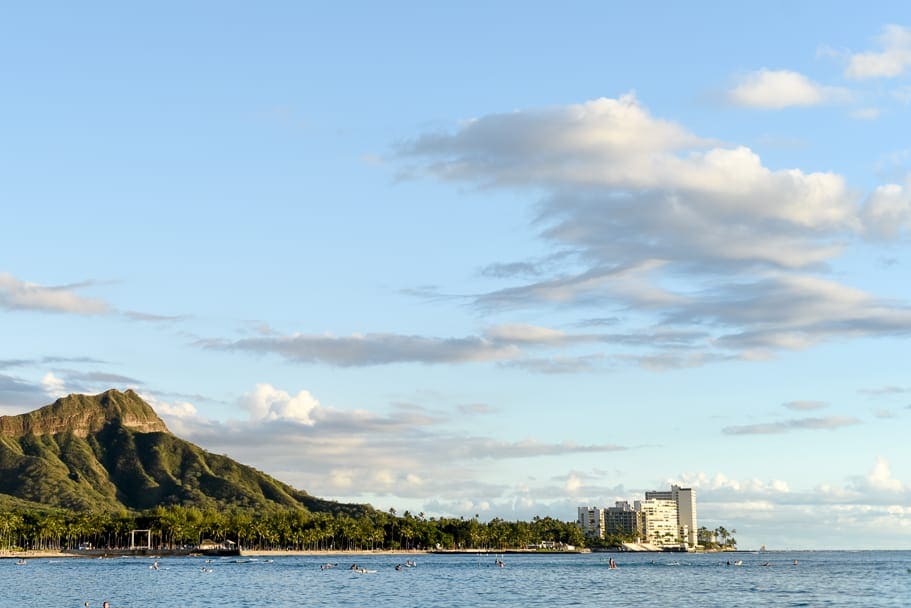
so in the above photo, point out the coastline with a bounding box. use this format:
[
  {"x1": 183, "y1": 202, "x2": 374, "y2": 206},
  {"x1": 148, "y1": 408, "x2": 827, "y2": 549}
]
[
  {"x1": 0, "y1": 548, "x2": 433, "y2": 559},
  {"x1": 1, "y1": 546, "x2": 763, "y2": 560}
]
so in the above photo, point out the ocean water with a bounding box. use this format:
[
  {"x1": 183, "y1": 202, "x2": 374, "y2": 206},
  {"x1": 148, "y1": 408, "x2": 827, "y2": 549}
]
[{"x1": 4, "y1": 551, "x2": 909, "y2": 608}]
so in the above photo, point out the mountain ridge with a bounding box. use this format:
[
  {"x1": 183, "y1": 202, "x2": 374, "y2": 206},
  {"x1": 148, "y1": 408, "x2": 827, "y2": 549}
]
[
  {"x1": 0, "y1": 389, "x2": 369, "y2": 517},
  {"x1": 0, "y1": 388, "x2": 168, "y2": 438}
]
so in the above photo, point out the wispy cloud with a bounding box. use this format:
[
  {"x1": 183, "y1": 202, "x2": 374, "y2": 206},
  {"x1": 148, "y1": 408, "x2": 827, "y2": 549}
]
[
  {"x1": 123, "y1": 310, "x2": 190, "y2": 323},
  {"x1": 728, "y1": 69, "x2": 851, "y2": 109},
  {"x1": 198, "y1": 331, "x2": 522, "y2": 366},
  {"x1": 197, "y1": 323, "x2": 658, "y2": 369},
  {"x1": 500, "y1": 354, "x2": 605, "y2": 374},
  {"x1": 0, "y1": 272, "x2": 188, "y2": 325},
  {"x1": 457, "y1": 402, "x2": 497, "y2": 416},
  {"x1": 722, "y1": 415, "x2": 861, "y2": 435},
  {"x1": 0, "y1": 373, "x2": 49, "y2": 412},
  {"x1": 0, "y1": 272, "x2": 110, "y2": 315},
  {"x1": 859, "y1": 385, "x2": 911, "y2": 397},
  {"x1": 850, "y1": 107, "x2": 882, "y2": 120},
  {"x1": 782, "y1": 400, "x2": 828, "y2": 411},
  {"x1": 846, "y1": 25, "x2": 911, "y2": 79}
]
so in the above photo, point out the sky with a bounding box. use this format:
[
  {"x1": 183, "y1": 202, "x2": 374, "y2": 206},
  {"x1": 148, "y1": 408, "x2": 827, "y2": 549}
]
[{"x1": 1, "y1": 1, "x2": 911, "y2": 549}]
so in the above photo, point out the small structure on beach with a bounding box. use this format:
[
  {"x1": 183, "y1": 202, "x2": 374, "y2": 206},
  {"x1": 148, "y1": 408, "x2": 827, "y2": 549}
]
[{"x1": 196, "y1": 539, "x2": 241, "y2": 557}]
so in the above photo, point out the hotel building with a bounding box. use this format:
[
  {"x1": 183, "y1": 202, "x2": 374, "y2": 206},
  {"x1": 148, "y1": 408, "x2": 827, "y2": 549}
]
[{"x1": 577, "y1": 485, "x2": 698, "y2": 548}]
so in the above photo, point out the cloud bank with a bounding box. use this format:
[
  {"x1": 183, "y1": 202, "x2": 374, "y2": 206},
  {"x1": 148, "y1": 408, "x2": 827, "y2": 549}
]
[
  {"x1": 151, "y1": 384, "x2": 626, "y2": 502},
  {"x1": 395, "y1": 94, "x2": 911, "y2": 367}
]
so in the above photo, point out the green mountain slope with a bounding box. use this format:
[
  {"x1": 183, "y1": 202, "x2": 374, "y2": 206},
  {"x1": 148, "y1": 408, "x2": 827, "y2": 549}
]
[{"x1": 0, "y1": 389, "x2": 368, "y2": 516}]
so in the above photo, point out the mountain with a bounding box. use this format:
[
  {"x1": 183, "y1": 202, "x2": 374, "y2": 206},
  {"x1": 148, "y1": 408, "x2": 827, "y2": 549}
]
[{"x1": 0, "y1": 389, "x2": 368, "y2": 516}]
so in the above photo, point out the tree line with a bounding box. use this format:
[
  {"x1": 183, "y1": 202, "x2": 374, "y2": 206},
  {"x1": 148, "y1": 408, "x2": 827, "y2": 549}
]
[{"x1": 0, "y1": 506, "x2": 587, "y2": 552}]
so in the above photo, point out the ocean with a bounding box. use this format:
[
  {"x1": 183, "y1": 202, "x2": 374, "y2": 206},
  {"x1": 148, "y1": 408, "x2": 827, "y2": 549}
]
[{"x1": 5, "y1": 550, "x2": 909, "y2": 607}]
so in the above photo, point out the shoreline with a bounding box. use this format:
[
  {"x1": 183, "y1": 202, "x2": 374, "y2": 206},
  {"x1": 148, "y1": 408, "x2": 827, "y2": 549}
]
[
  {"x1": 1, "y1": 547, "x2": 879, "y2": 559},
  {"x1": 0, "y1": 548, "x2": 432, "y2": 559}
]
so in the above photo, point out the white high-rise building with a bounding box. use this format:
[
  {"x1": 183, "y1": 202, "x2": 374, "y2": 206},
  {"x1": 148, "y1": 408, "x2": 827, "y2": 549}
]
[
  {"x1": 634, "y1": 498, "x2": 678, "y2": 545},
  {"x1": 645, "y1": 485, "x2": 697, "y2": 547},
  {"x1": 577, "y1": 506, "x2": 605, "y2": 539},
  {"x1": 674, "y1": 486, "x2": 697, "y2": 547}
]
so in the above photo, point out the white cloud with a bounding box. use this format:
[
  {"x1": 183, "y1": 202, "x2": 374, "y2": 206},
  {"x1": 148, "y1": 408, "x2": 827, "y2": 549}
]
[
  {"x1": 728, "y1": 69, "x2": 850, "y2": 109},
  {"x1": 862, "y1": 181, "x2": 911, "y2": 238},
  {"x1": 149, "y1": 398, "x2": 198, "y2": 419},
  {"x1": 565, "y1": 472, "x2": 583, "y2": 494},
  {"x1": 846, "y1": 25, "x2": 911, "y2": 79},
  {"x1": 239, "y1": 383, "x2": 320, "y2": 425},
  {"x1": 329, "y1": 469, "x2": 354, "y2": 489},
  {"x1": 0, "y1": 272, "x2": 109, "y2": 315},
  {"x1": 402, "y1": 94, "x2": 860, "y2": 270},
  {"x1": 41, "y1": 372, "x2": 67, "y2": 399},
  {"x1": 863, "y1": 456, "x2": 904, "y2": 492}
]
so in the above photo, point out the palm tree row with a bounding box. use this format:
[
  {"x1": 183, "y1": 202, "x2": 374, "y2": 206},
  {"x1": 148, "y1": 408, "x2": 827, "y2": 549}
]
[
  {"x1": 0, "y1": 507, "x2": 586, "y2": 552},
  {"x1": 696, "y1": 525, "x2": 738, "y2": 550}
]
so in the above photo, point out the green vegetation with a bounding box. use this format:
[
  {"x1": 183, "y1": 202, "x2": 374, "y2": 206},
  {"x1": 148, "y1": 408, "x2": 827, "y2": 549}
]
[
  {"x1": 0, "y1": 507, "x2": 584, "y2": 552},
  {"x1": 697, "y1": 525, "x2": 738, "y2": 550},
  {"x1": 585, "y1": 527, "x2": 639, "y2": 549}
]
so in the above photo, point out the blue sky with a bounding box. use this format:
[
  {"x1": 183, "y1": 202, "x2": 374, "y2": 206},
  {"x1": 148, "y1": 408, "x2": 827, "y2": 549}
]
[{"x1": 2, "y1": 2, "x2": 911, "y2": 549}]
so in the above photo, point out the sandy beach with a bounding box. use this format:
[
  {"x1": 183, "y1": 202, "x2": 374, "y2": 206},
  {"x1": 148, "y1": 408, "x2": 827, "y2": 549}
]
[{"x1": 0, "y1": 548, "x2": 430, "y2": 559}]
